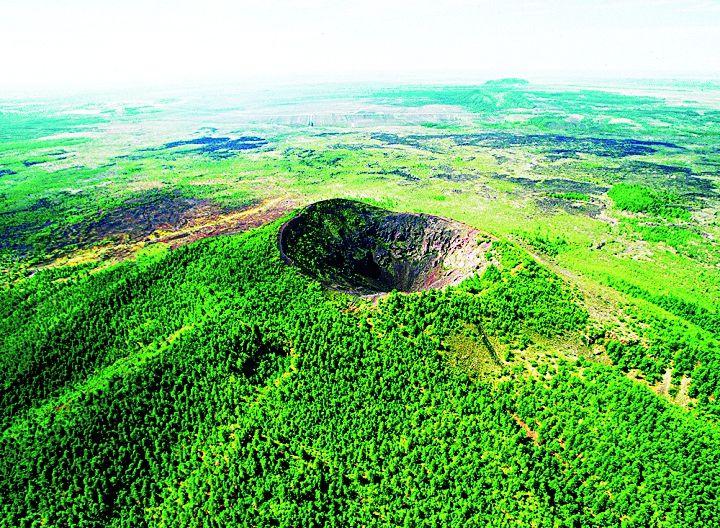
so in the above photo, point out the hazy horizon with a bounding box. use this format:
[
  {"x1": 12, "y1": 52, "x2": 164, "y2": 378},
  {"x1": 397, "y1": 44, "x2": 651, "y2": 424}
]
[{"x1": 2, "y1": 0, "x2": 720, "y2": 95}]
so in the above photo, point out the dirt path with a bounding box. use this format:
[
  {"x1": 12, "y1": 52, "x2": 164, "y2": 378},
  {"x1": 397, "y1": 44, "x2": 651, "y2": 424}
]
[{"x1": 510, "y1": 412, "x2": 539, "y2": 443}]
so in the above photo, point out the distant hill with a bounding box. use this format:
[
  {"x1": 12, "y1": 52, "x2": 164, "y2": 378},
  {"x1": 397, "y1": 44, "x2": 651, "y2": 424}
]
[{"x1": 483, "y1": 77, "x2": 531, "y2": 87}]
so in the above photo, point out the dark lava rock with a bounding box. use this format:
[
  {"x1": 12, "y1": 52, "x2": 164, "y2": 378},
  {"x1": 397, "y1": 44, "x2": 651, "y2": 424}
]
[
  {"x1": 372, "y1": 131, "x2": 683, "y2": 158},
  {"x1": 279, "y1": 199, "x2": 491, "y2": 294},
  {"x1": 491, "y1": 174, "x2": 608, "y2": 195},
  {"x1": 159, "y1": 136, "x2": 269, "y2": 158}
]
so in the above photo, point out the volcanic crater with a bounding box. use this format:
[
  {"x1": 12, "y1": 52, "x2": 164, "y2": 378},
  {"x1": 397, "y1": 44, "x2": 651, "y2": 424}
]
[{"x1": 278, "y1": 199, "x2": 491, "y2": 294}]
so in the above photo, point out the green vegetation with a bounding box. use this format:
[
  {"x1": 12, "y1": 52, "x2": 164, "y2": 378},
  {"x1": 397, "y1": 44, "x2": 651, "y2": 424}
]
[
  {"x1": 628, "y1": 221, "x2": 700, "y2": 249},
  {"x1": 2, "y1": 80, "x2": 720, "y2": 526},
  {"x1": 519, "y1": 229, "x2": 570, "y2": 257},
  {"x1": 608, "y1": 183, "x2": 690, "y2": 220},
  {"x1": 460, "y1": 241, "x2": 586, "y2": 341},
  {"x1": 2, "y1": 222, "x2": 719, "y2": 527},
  {"x1": 548, "y1": 191, "x2": 591, "y2": 202}
]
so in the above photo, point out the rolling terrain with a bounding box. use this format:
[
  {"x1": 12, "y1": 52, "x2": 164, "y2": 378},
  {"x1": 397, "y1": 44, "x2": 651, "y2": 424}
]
[{"x1": 1, "y1": 80, "x2": 720, "y2": 527}]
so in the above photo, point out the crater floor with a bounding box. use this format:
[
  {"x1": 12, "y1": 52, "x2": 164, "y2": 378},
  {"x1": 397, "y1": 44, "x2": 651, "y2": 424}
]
[{"x1": 278, "y1": 199, "x2": 491, "y2": 294}]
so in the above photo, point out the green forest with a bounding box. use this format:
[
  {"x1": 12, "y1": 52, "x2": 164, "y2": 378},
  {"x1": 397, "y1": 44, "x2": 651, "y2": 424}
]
[
  {"x1": 2, "y1": 219, "x2": 720, "y2": 527},
  {"x1": 2, "y1": 75, "x2": 720, "y2": 527}
]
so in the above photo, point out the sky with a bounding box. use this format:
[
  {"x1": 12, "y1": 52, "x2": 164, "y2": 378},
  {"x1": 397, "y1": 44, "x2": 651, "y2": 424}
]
[{"x1": 1, "y1": 0, "x2": 720, "y2": 93}]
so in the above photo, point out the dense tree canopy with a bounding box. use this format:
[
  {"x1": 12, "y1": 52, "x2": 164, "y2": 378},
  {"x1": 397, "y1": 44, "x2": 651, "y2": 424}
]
[{"x1": 1, "y1": 221, "x2": 719, "y2": 527}]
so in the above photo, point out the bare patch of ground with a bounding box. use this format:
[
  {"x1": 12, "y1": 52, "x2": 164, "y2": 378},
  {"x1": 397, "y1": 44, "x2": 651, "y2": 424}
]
[
  {"x1": 153, "y1": 196, "x2": 296, "y2": 248},
  {"x1": 42, "y1": 196, "x2": 297, "y2": 270},
  {"x1": 445, "y1": 325, "x2": 501, "y2": 377},
  {"x1": 510, "y1": 413, "x2": 539, "y2": 443},
  {"x1": 60, "y1": 191, "x2": 221, "y2": 247}
]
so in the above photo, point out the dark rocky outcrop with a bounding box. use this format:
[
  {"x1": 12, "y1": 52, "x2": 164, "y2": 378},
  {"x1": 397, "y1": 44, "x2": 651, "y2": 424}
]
[{"x1": 279, "y1": 199, "x2": 491, "y2": 294}]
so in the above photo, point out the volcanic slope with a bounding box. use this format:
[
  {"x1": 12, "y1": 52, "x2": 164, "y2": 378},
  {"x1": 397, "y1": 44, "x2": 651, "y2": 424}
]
[{"x1": 0, "y1": 206, "x2": 719, "y2": 527}]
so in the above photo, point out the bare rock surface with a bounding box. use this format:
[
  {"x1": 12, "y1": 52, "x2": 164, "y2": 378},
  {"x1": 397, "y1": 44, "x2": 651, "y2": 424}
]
[{"x1": 279, "y1": 199, "x2": 491, "y2": 294}]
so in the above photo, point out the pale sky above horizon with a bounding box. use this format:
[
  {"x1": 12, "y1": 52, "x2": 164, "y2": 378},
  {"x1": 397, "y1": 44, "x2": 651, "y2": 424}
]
[{"x1": 2, "y1": 0, "x2": 720, "y2": 93}]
